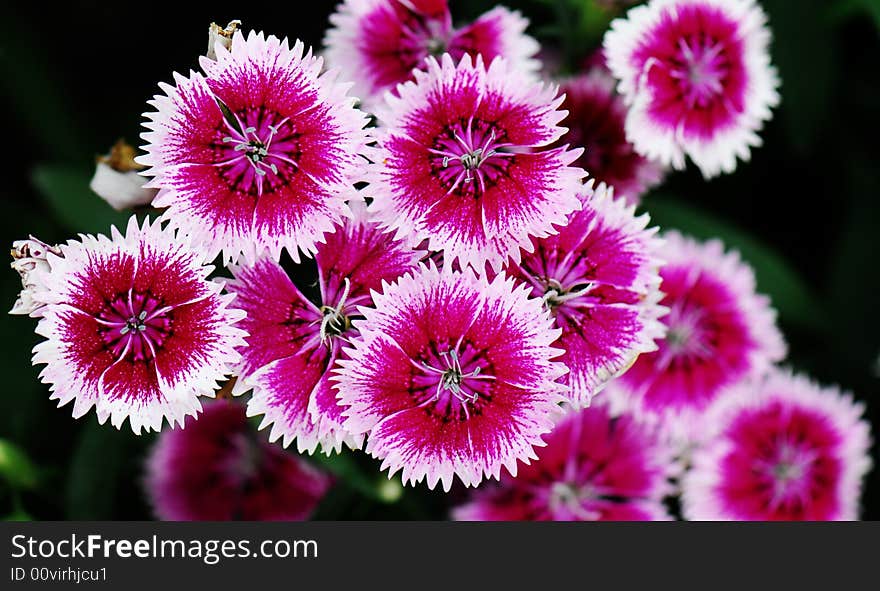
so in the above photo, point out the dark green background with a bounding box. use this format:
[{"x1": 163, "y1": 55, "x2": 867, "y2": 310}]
[{"x1": 1, "y1": 0, "x2": 878, "y2": 520}]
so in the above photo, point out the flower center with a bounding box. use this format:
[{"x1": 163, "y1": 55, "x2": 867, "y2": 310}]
[
  {"x1": 397, "y1": 5, "x2": 450, "y2": 61},
  {"x1": 97, "y1": 290, "x2": 173, "y2": 363},
  {"x1": 412, "y1": 341, "x2": 496, "y2": 422},
  {"x1": 214, "y1": 100, "x2": 301, "y2": 197},
  {"x1": 425, "y1": 349, "x2": 483, "y2": 404},
  {"x1": 762, "y1": 442, "x2": 813, "y2": 502},
  {"x1": 541, "y1": 278, "x2": 595, "y2": 311},
  {"x1": 772, "y1": 461, "x2": 804, "y2": 483},
  {"x1": 661, "y1": 301, "x2": 712, "y2": 360},
  {"x1": 666, "y1": 324, "x2": 693, "y2": 349},
  {"x1": 319, "y1": 278, "x2": 352, "y2": 344},
  {"x1": 671, "y1": 36, "x2": 729, "y2": 108},
  {"x1": 225, "y1": 432, "x2": 263, "y2": 482},
  {"x1": 425, "y1": 36, "x2": 446, "y2": 57},
  {"x1": 548, "y1": 482, "x2": 602, "y2": 520},
  {"x1": 429, "y1": 119, "x2": 516, "y2": 198}
]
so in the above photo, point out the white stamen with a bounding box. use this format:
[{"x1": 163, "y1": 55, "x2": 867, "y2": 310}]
[{"x1": 320, "y1": 278, "x2": 352, "y2": 344}]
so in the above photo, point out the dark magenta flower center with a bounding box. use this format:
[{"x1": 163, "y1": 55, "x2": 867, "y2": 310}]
[
  {"x1": 721, "y1": 403, "x2": 843, "y2": 520},
  {"x1": 412, "y1": 342, "x2": 495, "y2": 422},
  {"x1": 670, "y1": 35, "x2": 731, "y2": 109},
  {"x1": 662, "y1": 302, "x2": 713, "y2": 360},
  {"x1": 214, "y1": 104, "x2": 302, "y2": 197},
  {"x1": 429, "y1": 119, "x2": 515, "y2": 198},
  {"x1": 517, "y1": 251, "x2": 601, "y2": 320},
  {"x1": 392, "y1": 3, "x2": 450, "y2": 60},
  {"x1": 547, "y1": 482, "x2": 604, "y2": 520},
  {"x1": 98, "y1": 291, "x2": 173, "y2": 362}
]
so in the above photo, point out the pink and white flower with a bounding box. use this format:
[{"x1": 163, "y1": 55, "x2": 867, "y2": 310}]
[
  {"x1": 506, "y1": 181, "x2": 666, "y2": 408},
  {"x1": 324, "y1": 0, "x2": 539, "y2": 110},
  {"x1": 31, "y1": 216, "x2": 247, "y2": 433},
  {"x1": 453, "y1": 401, "x2": 674, "y2": 521},
  {"x1": 226, "y1": 203, "x2": 423, "y2": 454},
  {"x1": 549, "y1": 71, "x2": 665, "y2": 205},
  {"x1": 603, "y1": 0, "x2": 780, "y2": 178},
  {"x1": 617, "y1": 232, "x2": 786, "y2": 436},
  {"x1": 335, "y1": 263, "x2": 567, "y2": 491},
  {"x1": 682, "y1": 369, "x2": 872, "y2": 520},
  {"x1": 369, "y1": 54, "x2": 585, "y2": 273},
  {"x1": 145, "y1": 398, "x2": 333, "y2": 520},
  {"x1": 140, "y1": 30, "x2": 370, "y2": 264}
]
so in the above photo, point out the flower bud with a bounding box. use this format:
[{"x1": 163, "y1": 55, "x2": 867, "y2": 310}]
[
  {"x1": 9, "y1": 237, "x2": 60, "y2": 316},
  {"x1": 206, "y1": 20, "x2": 241, "y2": 60},
  {"x1": 89, "y1": 139, "x2": 156, "y2": 211}
]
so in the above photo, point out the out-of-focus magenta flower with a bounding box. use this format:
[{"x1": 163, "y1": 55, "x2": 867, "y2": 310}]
[
  {"x1": 226, "y1": 203, "x2": 423, "y2": 454},
  {"x1": 335, "y1": 263, "x2": 567, "y2": 491},
  {"x1": 146, "y1": 399, "x2": 333, "y2": 520},
  {"x1": 139, "y1": 30, "x2": 370, "y2": 264},
  {"x1": 549, "y1": 71, "x2": 665, "y2": 205},
  {"x1": 616, "y1": 232, "x2": 786, "y2": 438},
  {"x1": 603, "y1": 0, "x2": 779, "y2": 178},
  {"x1": 369, "y1": 54, "x2": 585, "y2": 273},
  {"x1": 453, "y1": 401, "x2": 674, "y2": 521},
  {"x1": 31, "y1": 217, "x2": 247, "y2": 433},
  {"x1": 324, "y1": 0, "x2": 539, "y2": 110},
  {"x1": 506, "y1": 181, "x2": 666, "y2": 408},
  {"x1": 682, "y1": 369, "x2": 872, "y2": 520}
]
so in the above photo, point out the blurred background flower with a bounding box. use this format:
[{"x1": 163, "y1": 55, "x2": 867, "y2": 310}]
[{"x1": 0, "y1": 0, "x2": 878, "y2": 520}]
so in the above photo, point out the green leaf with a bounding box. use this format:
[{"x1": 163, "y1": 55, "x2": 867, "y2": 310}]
[
  {"x1": 830, "y1": 0, "x2": 880, "y2": 29},
  {"x1": 0, "y1": 439, "x2": 39, "y2": 490},
  {"x1": 31, "y1": 164, "x2": 131, "y2": 235},
  {"x1": 641, "y1": 196, "x2": 826, "y2": 331},
  {"x1": 577, "y1": 0, "x2": 614, "y2": 43},
  {"x1": 309, "y1": 451, "x2": 401, "y2": 504},
  {"x1": 3, "y1": 510, "x2": 32, "y2": 522}
]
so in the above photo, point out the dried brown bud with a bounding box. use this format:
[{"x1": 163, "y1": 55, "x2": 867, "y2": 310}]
[{"x1": 207, "y1": 20, "x2": 242, "y2": 60}]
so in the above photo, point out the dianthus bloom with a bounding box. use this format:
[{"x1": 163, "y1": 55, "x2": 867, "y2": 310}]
[
  {"x1": 549, "y1": 71, "x2": 664, "y2": 205},
  {"x1": 370, "y1": 54, "x2": 585, "y2": 272},
  {"x1": 617, "y1": 232, "x2": 786, "y2": 434},
  {"x1": 226, "y1": 204, "x2": 423, "y2": 454},
  {"x1": 453, "y1": 402, "x2": 673, "y2": 521},
  {"x1": 140, "y1": 30, "x2": 369, "y2": 264},
  {"x1": 603, "y1": 0, "x2": 779, "y2": 178},
  {"x1": 682, "y1": 370, "x2": 872, "y2": 520},
  {"x1": 324, "y1": 0, "x2": 539, "y2": 109},
  {"x1": 335, "y1": 263, "x2": 566, "y2": 491},
  {"x1": 506, "y1": 181, "x2": 666, "y2": 408},
  {"x1": 31, "y1": 217, "x2": 246, "y2": 433},
  {"x1": 145, "y1": 399, "x2": 333, "y2": 520}
]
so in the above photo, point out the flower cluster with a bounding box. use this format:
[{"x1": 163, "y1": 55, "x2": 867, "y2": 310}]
[{"x1": 9, "y1": 0, "x2": 873, "y2": 520}]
